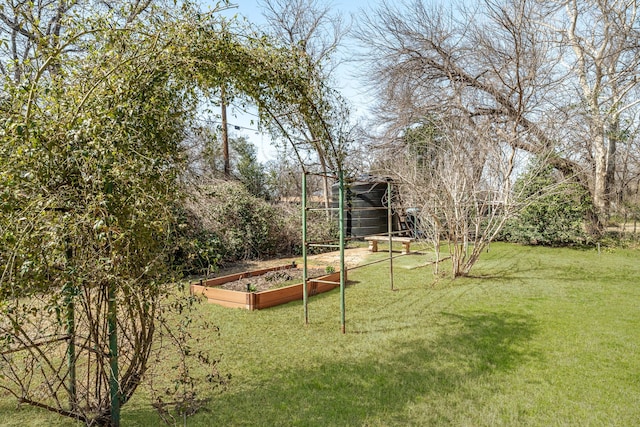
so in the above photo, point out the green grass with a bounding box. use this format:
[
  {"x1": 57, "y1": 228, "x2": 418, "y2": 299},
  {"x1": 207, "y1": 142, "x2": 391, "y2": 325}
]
[{"x1": 3, "y1": 243, "x2": 640, "y2": 426}]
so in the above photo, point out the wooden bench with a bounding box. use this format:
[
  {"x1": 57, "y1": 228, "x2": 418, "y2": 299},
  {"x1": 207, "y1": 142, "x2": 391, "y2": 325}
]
[{"x1": 364, "y1": 235, "x2": 415, "y2": 254}]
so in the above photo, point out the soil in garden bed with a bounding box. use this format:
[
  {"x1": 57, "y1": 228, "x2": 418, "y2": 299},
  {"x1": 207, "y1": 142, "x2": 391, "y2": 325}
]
[{"x1": 217, "y1": 268, "x2": 328, "y2": 292}]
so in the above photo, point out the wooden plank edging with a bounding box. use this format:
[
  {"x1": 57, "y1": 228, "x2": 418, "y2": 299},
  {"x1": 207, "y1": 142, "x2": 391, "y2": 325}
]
[
  {"x1": 196, "y1": 264, "x2": 295, "y2": 288},
  {"x1": 190, "y1": 268, "x2": 345, "y2": 310}
]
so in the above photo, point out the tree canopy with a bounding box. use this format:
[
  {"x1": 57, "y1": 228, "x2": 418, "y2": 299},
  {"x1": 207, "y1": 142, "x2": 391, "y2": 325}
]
[{"x1": 358, "y1": 0, "x2": 640, "y2": 235}]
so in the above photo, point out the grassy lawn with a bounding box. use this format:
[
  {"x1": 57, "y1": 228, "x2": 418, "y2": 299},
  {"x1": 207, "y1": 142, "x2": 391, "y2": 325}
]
[{"x1": 2, "y1": 242, "x2": 640, "y2": 426}]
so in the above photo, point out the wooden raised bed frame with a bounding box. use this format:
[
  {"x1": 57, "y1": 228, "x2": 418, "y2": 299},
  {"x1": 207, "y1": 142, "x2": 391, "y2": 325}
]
[{"x1": 190, "y1": 264, "x2": 345, "y2": 310}]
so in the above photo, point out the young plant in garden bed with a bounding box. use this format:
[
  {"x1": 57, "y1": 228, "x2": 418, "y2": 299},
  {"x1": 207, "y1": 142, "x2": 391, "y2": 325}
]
[{"x1": 219, "y1": 268, "x2": 327, "y2": 292}]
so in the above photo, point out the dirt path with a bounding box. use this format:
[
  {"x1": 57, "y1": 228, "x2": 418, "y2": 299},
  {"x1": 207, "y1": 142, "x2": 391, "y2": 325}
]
[
  {"x1": 307, "y1": 246, "x2": 371, "y2": 269},
  {"x1": 215, "y1": 246, "x2": 371, "y2": 277}
]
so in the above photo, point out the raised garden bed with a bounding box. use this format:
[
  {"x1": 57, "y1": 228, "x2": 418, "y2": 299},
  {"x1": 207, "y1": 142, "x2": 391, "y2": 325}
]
[{"x1": 190, "y1": 264, "x2": 345, "y2": 310}]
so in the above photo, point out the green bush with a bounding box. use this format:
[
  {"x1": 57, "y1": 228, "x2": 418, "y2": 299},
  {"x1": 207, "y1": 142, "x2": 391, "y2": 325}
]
[
  {"x1": 187, "y1": 180, "x2": 285, "y2": 262},
  {"x1": 173, "y1": 180, "x2": 338, "y2": 276},
  {"x1": 501, "y1": 163, "x2": 589, "y2": 246},
  {"x1": 171, "y1": 207, "x2": 223, "y2": 277}
]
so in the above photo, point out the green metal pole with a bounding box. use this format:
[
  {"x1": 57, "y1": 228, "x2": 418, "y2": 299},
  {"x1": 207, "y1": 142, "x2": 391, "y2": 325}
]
[
  {"x1": 108, "y1": 282, "x2": 120, "y2": 426},
  {"x1": 65, "y1": 283, "x2": 76, "y2": 409},
  {"x1": 64, "y1": 242, "x2": 76, "y2": 410},
  {"x1": 388, "y1": 181, "x2": 394, "y2": 291},
  {"x1": 302, "y1": 172, "x2": 309, "y2": 325},
  {"x1": 339, "y1": 170, "x2": 346, "y2": 334}
]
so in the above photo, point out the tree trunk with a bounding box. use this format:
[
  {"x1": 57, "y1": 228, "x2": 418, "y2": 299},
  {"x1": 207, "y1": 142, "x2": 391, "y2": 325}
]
[
  {"x1": 593, "y1": 141, "x2": 609, "y2": 219},
  {"x1": 592, "y1": 121, "x2": 617, "y2": 233},
  {"x1": 606, "y1": 119, "x2": 618, "y2": 214}
]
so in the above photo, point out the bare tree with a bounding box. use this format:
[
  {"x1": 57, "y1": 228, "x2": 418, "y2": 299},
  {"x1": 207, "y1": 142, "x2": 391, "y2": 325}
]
[
  {"x1": 259, "y1": 0, "x2": 351, "y2": 207},
  {"x1": 357, "y1": 0, "x2": 640, "y2": 235},
  {"x1": 375, "y1": 114, "x2": 524, "y2": 277},
  {"x1": 613, "y1": 126, "x2": 640, "y2": 233},
  {"x1": 260, "y1": 0, "x2": 346, "y2": 74}
]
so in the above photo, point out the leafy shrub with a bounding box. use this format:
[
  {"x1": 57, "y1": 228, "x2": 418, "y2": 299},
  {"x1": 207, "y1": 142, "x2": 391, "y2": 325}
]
[
  {"x1": 177, "y1": 180, "x2": 281, "y2": 265},
  {"x1": 171, "y1": 210, "x2": 223, "y2": 278},
  {"x1": 501, "y1": 163, "x2": 589, "y2": 246},
  {"x1": 173, "y1": 179, "x2": 337, "y2": 275}
]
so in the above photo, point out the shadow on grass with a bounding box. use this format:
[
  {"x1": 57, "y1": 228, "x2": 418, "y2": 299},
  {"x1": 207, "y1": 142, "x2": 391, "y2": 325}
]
[
  {"x1": 166, "y1": 311, "x2": 539, "y2": 426},
  {"x1": 464, "y1": 254, "x2": 572, "y2": 283}
]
